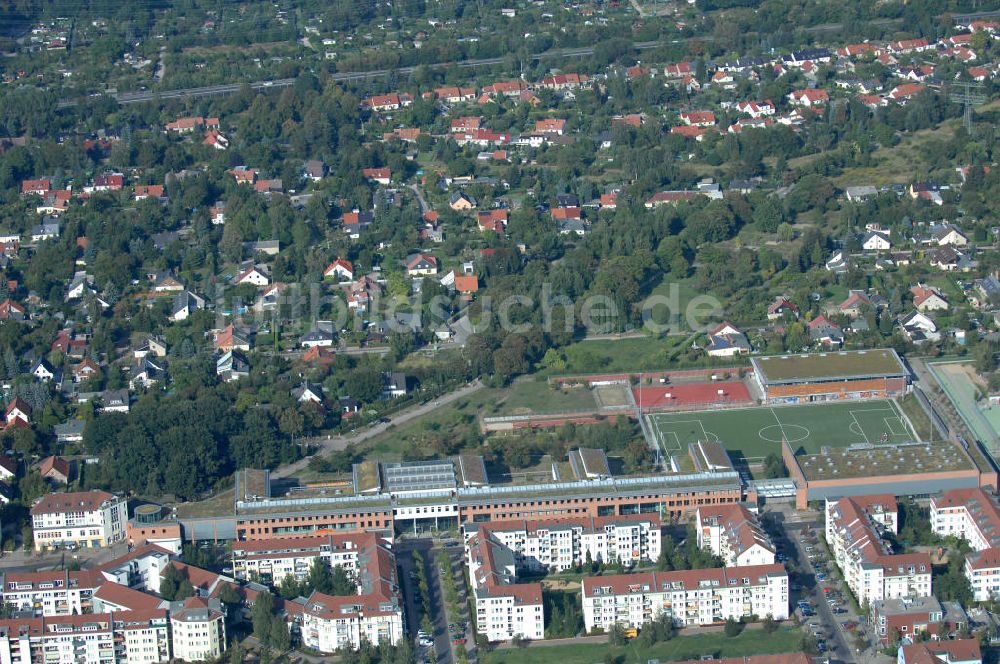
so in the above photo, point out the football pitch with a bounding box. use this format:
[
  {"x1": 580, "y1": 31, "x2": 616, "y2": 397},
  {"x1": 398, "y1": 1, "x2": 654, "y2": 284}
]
[{"x1": 648, "y1": 399, "x2": 917, "y2": 461}]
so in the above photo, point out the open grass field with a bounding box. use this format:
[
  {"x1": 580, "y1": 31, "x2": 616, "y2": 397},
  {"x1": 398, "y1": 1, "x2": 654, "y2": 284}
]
[
  {"x1": 480, "y1": 627, "x2": 802, "y2": 664},
  {"x1": 648, "y1": 399, "x2": 916, "y2": 461},
  {"x1": 501, "y1": 379, "x2": 599, "y2": 416}
]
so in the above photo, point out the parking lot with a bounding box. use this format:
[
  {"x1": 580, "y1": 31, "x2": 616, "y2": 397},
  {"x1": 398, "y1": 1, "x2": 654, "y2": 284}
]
[{"x1": 764, "y1": 508, "x2": 874, "y2": 664}]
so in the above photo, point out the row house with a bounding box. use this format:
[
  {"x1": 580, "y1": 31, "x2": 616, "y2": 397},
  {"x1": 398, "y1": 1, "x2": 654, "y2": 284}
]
[
  {"x1": 696, "y1": 504, "x2": 775, "y2": 567},
  {"x1": 539, "y1": 73, "x2": 589, "y2": 90},
  {"x1": 825, "y1": 495, "x2": 931, "y2": 606},
  {"x1": 430, "y1": 86, "x2": 477, "y2": 103},
  {"x1": 581, "y1": 564, "x2": 788, "y2": 632},
  {"x1": 870, "y1": 594, "x2": 967, "y2": 646},
  {"x1": 481, "y1": 80, "x2": 528, "y2": 98},
  {"x1": 165, "y1": 117, "x2": 219, "y2": 132}
]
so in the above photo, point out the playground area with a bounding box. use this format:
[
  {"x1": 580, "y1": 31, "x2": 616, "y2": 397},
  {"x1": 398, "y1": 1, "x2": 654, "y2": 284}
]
[{"x1": 648, "y1": 399, "x2": 918, "y2": 461}]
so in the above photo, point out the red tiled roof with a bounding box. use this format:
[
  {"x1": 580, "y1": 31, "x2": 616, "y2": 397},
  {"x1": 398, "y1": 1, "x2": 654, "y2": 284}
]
[{"x1": 31, "y1": 490, "x2": 116, "y2": 515}]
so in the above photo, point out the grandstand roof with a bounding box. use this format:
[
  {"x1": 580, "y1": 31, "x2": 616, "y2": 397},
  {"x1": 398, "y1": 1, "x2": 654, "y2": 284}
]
[{"x1": 751, "y1": 349, "x2": 907, "y2": 384}]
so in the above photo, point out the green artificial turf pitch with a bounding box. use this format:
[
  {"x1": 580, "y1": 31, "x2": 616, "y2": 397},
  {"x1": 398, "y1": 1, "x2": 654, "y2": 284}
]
[{"x1": 648, "y1": 399, "x2": 916, "y2": 461}]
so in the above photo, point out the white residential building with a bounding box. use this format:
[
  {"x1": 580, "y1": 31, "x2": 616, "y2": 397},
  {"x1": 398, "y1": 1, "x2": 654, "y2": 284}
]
[
  {"x1": 297, "y1": 538, "x2": 404, "y2": 653},
  {"x1": 466, "y1": 534, "x2": 544, "y2": 642},
  {"x1": 169, "y1": 597, "x2": 227, "y2": 662},
  {"x1": 696, "y1": 504, "x2": 776, "y2": 567},
  {"x1": 301, "y1": 589, "x2": 404, "y2": 653},
  {"x1": 930, "y1": 488, "x2": 1000, "y2": 602},
  {"x1": 929, "y1": 487, "x2": 1000, "y2": 552},
  {"x1": 468, "y1": 515, "x2": 662, "y2": 572},
  {"x1": 581, "y1": 564, "x2": 789, "y2": 632},
  {"x1": 0, "y1": 570, "x2": 103, "y2": 617},
  {"x1": 0, "y1": 611, "x2": 171, "y2": 664},
  {"x1": 463, "y1": 515, "x2": 660, "y2": 642},
  {"x1": 231, "y1": 533, "x2": 373, "y2": 585},
  {"x1": 825, "y1": 495, "x2": 931, "y2": 606},
  {"x1": 31, "y1": 491, "x2": 128, "y2": 552}
]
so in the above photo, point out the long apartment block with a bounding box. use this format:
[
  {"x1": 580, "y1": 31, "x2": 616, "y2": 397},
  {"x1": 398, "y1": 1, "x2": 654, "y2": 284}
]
[
  {"x1": 825, "y1": 495, "x2": 931, "y2": 606},
  {"x1": 231, "y1": 532, "x2": 380, "y2": 585},
  {"x1": 0, "y1": 611, "x2": 171, "y2": 664},
  {"x1": 581, "y1": 564, "x2": 789, "y2": 632}
]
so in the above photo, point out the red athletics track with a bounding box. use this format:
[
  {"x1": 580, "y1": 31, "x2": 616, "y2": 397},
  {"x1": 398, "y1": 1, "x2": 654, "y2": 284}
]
[{"x1": 632, "y1": 381, "x2": 752, "y2": 410}]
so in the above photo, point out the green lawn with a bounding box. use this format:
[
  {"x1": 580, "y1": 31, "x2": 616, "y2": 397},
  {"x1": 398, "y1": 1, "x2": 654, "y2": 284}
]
[
  {"x1": 500, "y1": 379, "x2": 599, "y2": 416},
  {"x1": 480, "y1": 627, "x2": 802, "y2": 664},
  {"x1": 363, "y1": 387, "x2": 506, "y2": 459},
  {"x1": 649, "y1": 399, "x2": 915, "y2": 461}
]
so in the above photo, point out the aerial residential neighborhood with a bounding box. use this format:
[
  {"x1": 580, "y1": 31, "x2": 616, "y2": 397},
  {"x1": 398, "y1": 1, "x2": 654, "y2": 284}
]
[{"x1": 1, "y1": 0, "x2": 1000, "y2": 663}]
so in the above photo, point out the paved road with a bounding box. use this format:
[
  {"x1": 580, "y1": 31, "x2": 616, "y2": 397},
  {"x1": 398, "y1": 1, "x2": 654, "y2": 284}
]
[
  {"x1": 397, "y1": 539, "x2": 452, "y2": 664},
  {"x1": 0, "y1": 542, "x2": 129, "y2": 573},
  {"x1": 56, "y1": 41, "x2": 666, "y2": 108},
  {"x1": 771, "y1": 512, "x2": 856, "y2": 664},
  {"x1": 271, "y1": 379, "x2": 484, "y2": 479},
  {"x1": 407, "y1": 184, "x2": 430, "y2": 214}
]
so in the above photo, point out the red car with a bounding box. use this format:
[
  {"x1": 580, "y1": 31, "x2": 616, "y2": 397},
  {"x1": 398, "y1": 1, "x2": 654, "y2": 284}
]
[{"x1": 452, "y1": 636, "x2": 466, "y2": 646}]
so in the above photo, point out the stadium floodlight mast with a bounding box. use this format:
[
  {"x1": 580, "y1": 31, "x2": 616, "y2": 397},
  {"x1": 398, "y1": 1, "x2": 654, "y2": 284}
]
[{"x1": 949, "y1": 81, "x2": 987, "y2": 134}]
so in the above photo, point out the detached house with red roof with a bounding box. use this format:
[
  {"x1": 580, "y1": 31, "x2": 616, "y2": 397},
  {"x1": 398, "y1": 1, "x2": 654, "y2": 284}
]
[
  {"x1": 767, "y1": 296, "x2": 799, "y2": 321},
  {"x1": 362, "y1": 167, "x2": 391, "y2": 185},
  {"x1": 911, "y1": 284, "x2": 949, "y2": 312},
  {"x1": 788, "y1": 88, "x2": 829, "y2": 107},
  {"x1": 21, "y1": 178, "x2": 51, "y2": 196},
  {"x1": 323, "y1": 259, "x2": 354, "y2": 281},
  {"x1": 888, "y1": 83, "x2": 925, "y2": 103},
  {"x1": 0, "y1": 299, "x2": 26, "y2": 322},
  {"x1": 405, "y1": 254, "x2": 437, "y2": 276},
  {"x1": 679, "y1": 110, "x2": 716, "y2": 127},
  {"x1": 5, "y1": 398, "x2": 31, "y2": 428}
]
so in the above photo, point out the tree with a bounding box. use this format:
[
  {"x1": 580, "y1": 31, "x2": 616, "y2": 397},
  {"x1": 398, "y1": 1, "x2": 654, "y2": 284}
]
[
  {"x1": 175, "y1": 579, "x2": 195, "y2": 601},
  {"x1": 251, "y1": 590, "x2": 276, "y2": 641},
  {"x1": 762, "y1": 453, "x2": 787, "y2": 479},
  {"x1": 159, "y1": 564, "x2": 184, "y2": 600},
  {"x1": 762, "y1": 614, "x2": 778, "y2": 634},
  {"x1": 723, "y1": 617, "x2": 743, "y2": 637}
]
